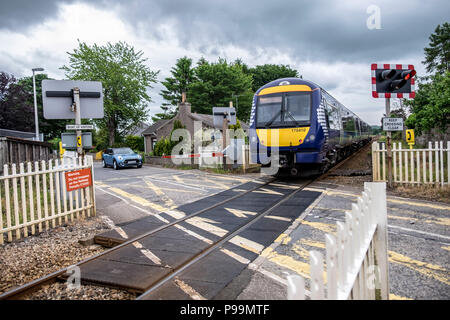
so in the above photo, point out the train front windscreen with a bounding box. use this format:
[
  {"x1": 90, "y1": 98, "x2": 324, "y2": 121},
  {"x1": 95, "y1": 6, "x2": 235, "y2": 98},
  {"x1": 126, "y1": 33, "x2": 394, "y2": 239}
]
[{"x1": 256, "y1": 92, "x2": 311, "y2": 128}]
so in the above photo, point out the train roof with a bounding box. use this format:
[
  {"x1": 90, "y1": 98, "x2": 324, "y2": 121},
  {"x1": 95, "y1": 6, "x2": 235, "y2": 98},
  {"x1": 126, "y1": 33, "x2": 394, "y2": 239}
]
[{"x1": 255, "y1": 77, "x2": 370, "y2": 126}]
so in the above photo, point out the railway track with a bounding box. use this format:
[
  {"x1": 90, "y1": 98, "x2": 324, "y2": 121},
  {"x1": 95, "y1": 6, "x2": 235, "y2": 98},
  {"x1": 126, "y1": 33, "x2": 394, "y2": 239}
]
[{"x1": 0, "y1": 141, "x2": 370, "y2": 300}]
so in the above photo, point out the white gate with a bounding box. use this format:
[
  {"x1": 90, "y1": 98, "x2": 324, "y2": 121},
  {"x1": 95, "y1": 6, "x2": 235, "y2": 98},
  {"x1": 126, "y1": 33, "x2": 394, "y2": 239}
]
[
  {"x1": 0, "y1": 156, "x2": 95, "y2": 244},
  {"x1": 287, "y1": 182, "x2": 389, "y2": 300},
  {"x1": 372, "y1": 141, "x2": 449, "y2": 186}
]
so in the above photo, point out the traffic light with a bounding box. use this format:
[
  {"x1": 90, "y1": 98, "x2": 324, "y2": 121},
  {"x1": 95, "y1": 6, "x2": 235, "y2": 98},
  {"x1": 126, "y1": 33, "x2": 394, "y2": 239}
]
[{"x1": 371, "y1": 64, "x2": 416, "y2": 98}]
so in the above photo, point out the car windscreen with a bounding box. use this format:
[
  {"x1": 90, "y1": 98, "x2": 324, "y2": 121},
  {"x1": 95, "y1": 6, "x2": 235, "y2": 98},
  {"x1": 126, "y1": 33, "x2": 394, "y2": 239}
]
[{"x1": 113, "y1": 148, "x2": 134, "y2": 154}]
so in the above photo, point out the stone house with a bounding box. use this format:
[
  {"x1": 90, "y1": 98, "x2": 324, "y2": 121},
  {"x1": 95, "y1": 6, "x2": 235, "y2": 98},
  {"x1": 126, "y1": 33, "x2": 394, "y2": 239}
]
[{"x1": 143, "y1": 102, "x2": 248, "y2": 154}]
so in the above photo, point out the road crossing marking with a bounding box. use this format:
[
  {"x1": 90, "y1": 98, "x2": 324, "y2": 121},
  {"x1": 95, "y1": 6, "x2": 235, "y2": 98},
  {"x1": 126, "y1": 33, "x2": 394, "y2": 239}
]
[
  {"x1": 224, "y1": 207, "x2": 258, "y2": 218},
  {"x1": 101, "y1": 216, "x2": 128, "y2": 239},
  {"x1": 132, "y1": 241, "x2": 162, "y2": 265},
  {"x1": 220, "y1": 248, "x2": 250, "y2": 264},
  {"x1": 253, "y1": 188, "x2": 284, "y2": 196},
  {"x1": 174, "y1": 278, "x2": 206, "y2": 300},
  {"x1": 265, "y1": 215, "x2": 292, "y2": 222}
]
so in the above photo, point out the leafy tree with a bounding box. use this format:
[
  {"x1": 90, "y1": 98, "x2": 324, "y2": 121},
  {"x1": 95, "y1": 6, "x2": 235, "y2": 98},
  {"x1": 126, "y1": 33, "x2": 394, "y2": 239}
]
[
  {"x1": 17, "y1": 74, "x2": 70, "y2": 140},
  {"x1": 188, "y1": 58, "x2": 253, "y2": 121},
  {"x1": 249, "y1": 64, "x2": 299, "y2": 92},
  {"x1": 0, "y1": 71, "x2": 35, "y2": 132},
  {"x1": 423, "y1": 22, "x2": 450, "y2": 75},
  {"x1": 405, "y1": 72, "x2": 450, "y2": 134},
  {"x1": 154, "y1": 56, "x2": 195, "y2": 122},
  {"x1": 61, "y1": 41, "x2": 159, "y2": 146}
]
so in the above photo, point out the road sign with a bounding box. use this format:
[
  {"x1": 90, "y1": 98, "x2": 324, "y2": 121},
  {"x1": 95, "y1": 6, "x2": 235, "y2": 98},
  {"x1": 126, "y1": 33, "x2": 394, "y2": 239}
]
[
  {"x1": 371, "y1": 64, "x2": 416, "y2": 98},
  {"x1": 382, "y1": 117, "x2": 403, "y2": 131},
  {"x1": 61, "y1": 132, "x2": 92, "y2": 149},
  {"x1": 213, "y1": 107, "x2": 237, "y2": 128},
  {"x1": 42, "y1": 80, "x2": 104, "y2": 119},
  {"x1": 406, "y1": 129, "x2": 415, "y2": 145},
  {"x1": 66, "y1": 124, "x2": 94, "y2": 130},
  {"x1": 65, "y1": 168, "x2": 92, "y2": 192}
]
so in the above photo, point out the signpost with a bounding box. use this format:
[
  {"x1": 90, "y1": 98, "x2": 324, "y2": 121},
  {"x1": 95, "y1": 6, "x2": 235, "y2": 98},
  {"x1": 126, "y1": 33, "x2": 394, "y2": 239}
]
[
  {"x1": 382, "y1": 117, "x2": 403, "y2": 131},
  {"x1": 213, "y1": 105, "x2": 237, "y2": 169},
  {"x1": 371, "y1": 63, "x2": 416, "y2": 187},
  {"x1": 65, "y1": 168, "x2": 93, "y2": 192},
  {"x1": 42, "y1": 80, "x2": 103, "y2": 157}
]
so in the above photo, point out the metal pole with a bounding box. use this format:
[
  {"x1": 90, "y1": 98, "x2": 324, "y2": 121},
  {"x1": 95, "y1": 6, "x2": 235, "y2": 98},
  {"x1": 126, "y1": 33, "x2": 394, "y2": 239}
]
[
  {"x1": 73, "y1": 87, "x2": 83, "y2": 157},
  {"x1": 385, "y1": 98, "x2": 392, "y2": 188},
  {"x1": 32, "y1": 71, "x2": 39, "y2": 141}
]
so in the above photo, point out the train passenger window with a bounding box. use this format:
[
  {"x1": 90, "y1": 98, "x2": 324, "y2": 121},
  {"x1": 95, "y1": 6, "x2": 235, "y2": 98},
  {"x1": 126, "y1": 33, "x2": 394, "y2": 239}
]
[
  {"x1": 285, "y1": 93, "x2": 311, "y2": 122},
  {"x1": 256, "y1": 95, "x2": 282, "y2": 126}
]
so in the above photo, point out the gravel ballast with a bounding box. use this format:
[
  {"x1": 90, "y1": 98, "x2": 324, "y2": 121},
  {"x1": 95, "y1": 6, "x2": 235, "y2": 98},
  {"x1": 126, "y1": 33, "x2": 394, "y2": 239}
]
[{"x1": 0, "y1": 215, "x2": 135, "y2": 299}]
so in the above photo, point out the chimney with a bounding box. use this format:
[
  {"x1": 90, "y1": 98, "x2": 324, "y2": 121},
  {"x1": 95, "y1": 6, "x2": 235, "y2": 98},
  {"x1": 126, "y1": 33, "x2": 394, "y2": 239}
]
[{"x1": 178, "y1": 91, "x2": 191, "y2": 116}]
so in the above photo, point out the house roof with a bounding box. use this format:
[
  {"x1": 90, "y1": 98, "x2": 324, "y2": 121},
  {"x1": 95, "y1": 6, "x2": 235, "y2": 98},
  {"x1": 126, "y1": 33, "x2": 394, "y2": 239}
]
[
  {"x1": 142, "y1": 119, "x2": 173, "y2": 136},
  {"x1": 142, "y1": 113, "x2": 249, "y2": 136}
]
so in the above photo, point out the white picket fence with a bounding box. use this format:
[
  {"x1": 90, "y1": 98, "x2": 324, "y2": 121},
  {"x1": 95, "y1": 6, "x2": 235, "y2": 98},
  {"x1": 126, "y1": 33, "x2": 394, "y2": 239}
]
[
  {"x1": 287, "y1": 182, "x2": 389, "y2": 300},
  {"x1": 372, "y1": 141, "x2": 449, "y2": 186},
  {"x1": 0, "y1": 156, "x2": 96, "y2": 244}
]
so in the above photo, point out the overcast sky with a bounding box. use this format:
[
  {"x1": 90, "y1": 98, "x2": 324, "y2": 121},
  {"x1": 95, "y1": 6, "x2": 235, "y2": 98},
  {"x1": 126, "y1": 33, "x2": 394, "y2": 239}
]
[{"x1": 0, "y1": 0, "x2": 448, "y2": 125}]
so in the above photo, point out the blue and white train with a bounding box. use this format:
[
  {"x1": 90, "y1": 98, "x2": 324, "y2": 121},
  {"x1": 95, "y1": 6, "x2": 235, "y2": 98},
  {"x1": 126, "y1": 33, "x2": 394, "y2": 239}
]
[{"x1": 249, "y1": 78, "x2": 371, "y2": 176}]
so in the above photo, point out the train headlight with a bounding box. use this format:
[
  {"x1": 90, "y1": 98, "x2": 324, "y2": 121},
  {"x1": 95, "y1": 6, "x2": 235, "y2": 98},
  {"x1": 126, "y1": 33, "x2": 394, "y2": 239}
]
[{"x1": 310, "y1": 135, "x2": 315, "y2": 141}]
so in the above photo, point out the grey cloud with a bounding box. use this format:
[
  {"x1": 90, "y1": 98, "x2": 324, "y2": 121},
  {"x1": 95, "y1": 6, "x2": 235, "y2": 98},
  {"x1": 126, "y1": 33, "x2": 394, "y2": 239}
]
[{"x1": 1, "y1": 0, "x2": 447, "y2": 65}]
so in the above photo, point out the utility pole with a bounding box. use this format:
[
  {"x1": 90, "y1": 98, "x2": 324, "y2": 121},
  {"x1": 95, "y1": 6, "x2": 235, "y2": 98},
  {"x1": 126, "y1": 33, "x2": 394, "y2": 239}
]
[
  {"x1": 73, "y1": 87, "x2": 83, "y2": 157},
  {"x1": 385, "y1": 98, "x2": 392, "y2": 188},
  {"x1": 32, "y1": 67, "x2": 44, "y2": 141}
]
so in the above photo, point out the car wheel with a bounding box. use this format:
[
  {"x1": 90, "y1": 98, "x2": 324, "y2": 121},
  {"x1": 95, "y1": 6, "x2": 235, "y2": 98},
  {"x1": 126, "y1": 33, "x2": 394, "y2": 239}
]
[
  {"x1": 113, "y1": 160, "x2": 119, "y2": 170},
  {"x1": 102, "y1": 159, "x2": 107, "y2": 168}
]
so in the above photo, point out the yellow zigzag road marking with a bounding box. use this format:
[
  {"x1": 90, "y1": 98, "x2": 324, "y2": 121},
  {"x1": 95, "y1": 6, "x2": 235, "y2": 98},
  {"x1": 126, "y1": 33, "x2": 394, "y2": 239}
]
[
  {"x1": 300, "y1": 220, "x2": 337, "y2": 234},
  {"x1": 389, "y1": 293, "x2": 413, "y2": 300},
  {"x1": 108, "y1": 187, "x2": 169, "y2": 213},
  {"x1": 274, "y1": 234, "x2": 291, "y2": 245},
  {"x1": 388, "y1": 251, "x2": 450, "y2": 285},
  {"x1": 143, "y1": 179, "x2": 177, "y2": 209}
]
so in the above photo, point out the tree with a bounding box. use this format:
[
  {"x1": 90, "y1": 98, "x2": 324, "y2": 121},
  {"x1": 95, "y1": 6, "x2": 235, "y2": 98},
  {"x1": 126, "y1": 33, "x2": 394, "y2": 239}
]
[
  {"x1": 188, "y1": 58, "x2": 253, "y2": 121},
  {"x1": 0, "y1": 72, "x2": 35, "y2": 132},
  {"x1": 405, "y1": 72, "x2": 450, "y2": 134},
  {"x1": 61, "y1": 41, "x2": 159, "y2": 146},
  {"x1": 423, "y1": 22, "x2": 450, "y2": 75},
  {"x1": 249, "y1": 64, "x2": 299, "y2": 92},
  {"x1": 17, "y1": 74, "x2": 69, "y2": 140},
  {"x1": 155, "y1": 56, "x2": 195, "y2": 122}
]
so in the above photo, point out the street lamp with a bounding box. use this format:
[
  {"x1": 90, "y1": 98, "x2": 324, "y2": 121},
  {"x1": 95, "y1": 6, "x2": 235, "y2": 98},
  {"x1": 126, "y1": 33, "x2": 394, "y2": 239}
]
[{"x1": 32, "y1": 67, "x2": 44, "y2": 141}]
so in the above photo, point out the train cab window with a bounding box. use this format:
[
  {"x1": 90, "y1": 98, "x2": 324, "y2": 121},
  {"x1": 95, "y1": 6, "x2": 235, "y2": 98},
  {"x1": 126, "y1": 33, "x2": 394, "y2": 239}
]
[
  {"x1": 256, "y1": 95, "x2": 282, "y2": 126},
  {"x1": 285, "y1": 93, "x2": 311, "y2": 123}
]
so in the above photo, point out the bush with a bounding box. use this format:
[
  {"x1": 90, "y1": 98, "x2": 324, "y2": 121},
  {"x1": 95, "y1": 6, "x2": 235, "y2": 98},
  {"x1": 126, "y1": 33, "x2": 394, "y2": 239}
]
[
  {"x1": 125, "y1": 135, "x2": 145, "y2": 152},
  {"x1": 153, "y1": 120, "x2": 187, "y2": 156}
]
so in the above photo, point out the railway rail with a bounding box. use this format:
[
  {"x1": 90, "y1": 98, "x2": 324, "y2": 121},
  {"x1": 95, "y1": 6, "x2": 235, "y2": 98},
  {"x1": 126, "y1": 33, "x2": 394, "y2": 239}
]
[{"x1": 0, "y1": 140, "x2": 370, "y2": 300}]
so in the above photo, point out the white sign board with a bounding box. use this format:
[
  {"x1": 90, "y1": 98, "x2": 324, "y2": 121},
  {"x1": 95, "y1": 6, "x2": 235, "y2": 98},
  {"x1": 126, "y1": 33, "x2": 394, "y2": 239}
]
[
  {"x1": 66, "y1": 124, "x2": 94, "y2": 130},
  {"x1": 42, "y1": 80, "x2": 104, "y2": 119},
  {"x1": 382, "y1": 117, "x2": 403, "y2": 131},
  {"x1": 213, "y1": 107, "x2": 237, "y2": 128}
]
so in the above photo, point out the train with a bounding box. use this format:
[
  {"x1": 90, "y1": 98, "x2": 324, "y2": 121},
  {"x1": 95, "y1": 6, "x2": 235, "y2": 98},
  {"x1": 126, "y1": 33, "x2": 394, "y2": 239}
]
[{"x1": 249, "y1": 78, "x2": 371, "y2": 176}]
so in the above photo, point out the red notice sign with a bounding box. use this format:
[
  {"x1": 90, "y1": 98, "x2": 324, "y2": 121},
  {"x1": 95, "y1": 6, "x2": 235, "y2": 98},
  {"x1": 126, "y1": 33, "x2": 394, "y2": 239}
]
[{"x1": 65, "y1": 168, "x2": 92, "y2": 192}]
